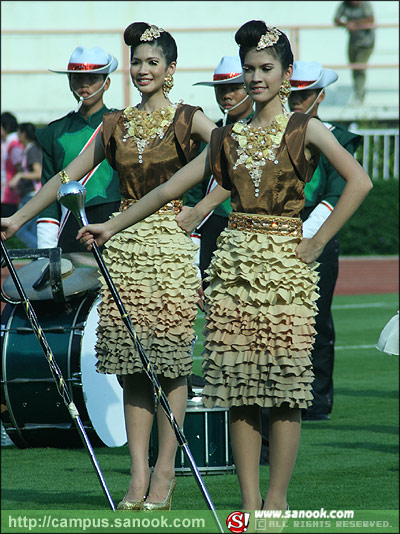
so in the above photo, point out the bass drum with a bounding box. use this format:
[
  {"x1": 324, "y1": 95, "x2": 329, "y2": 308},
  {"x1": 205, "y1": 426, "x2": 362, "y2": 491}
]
[
  {"x1": 1, "y1": 292, "x2": 127, "y2": 448},
  {"x1": 149, "y1": 396, "x2": 236, "y2": 475}
]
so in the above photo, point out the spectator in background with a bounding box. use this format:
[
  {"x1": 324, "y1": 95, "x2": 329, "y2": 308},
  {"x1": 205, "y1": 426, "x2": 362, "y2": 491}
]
[
  {"x1": 1, "y1": 112, "x2": 24, "y2": 217},
  {"x1": 1, "y1": 129, "x2": 7, "y2": 199},
  {"x1": 36, "y1": 45, "x2": 121, "y2": 252},
  {"x1": 180, "y1": 56, "x2": 254, "y2": 287},
  {"x1": 10, "y1": 123, "x2": 43, "y2": 248},
  {"x1": 334, "y1": 0, "x2": 375, "y2": 105}
]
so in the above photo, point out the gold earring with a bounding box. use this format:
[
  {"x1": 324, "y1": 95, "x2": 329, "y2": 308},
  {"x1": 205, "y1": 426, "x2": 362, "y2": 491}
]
[
  {"x1": 279, "y1": 79, "x2": 291, "y2": 106},
  {"x1": 163, "y1": 73, "x2": 174, "y2": 97}
]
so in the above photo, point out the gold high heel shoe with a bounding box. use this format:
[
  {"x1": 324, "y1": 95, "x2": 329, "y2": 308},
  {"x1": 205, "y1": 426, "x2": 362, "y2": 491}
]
[
  {"x1": 116, "y1": 496, "x2": 146, "y2": 510},
  {"x1": 117, "y1": 475, "x2": 151, "y2": 510},
  {"x1": 143, "y1": 478, "x2": 176, "y2": 511}
]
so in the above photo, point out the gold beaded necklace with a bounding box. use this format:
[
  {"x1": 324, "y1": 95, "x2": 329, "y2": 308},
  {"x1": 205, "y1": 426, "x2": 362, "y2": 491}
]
[
  {"x1": 231, "y1": 111, "x2": 292, "y2": 197},
  {"x1": 122, "y1": 102, "x2": 179, "y2": 164}
]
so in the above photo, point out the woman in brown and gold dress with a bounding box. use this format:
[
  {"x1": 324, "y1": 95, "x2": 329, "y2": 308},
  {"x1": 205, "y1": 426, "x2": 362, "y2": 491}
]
[
  {"x1": 75, "y1": 21, "x2": 371, "y2": 512},
  {"x1": 1, "y1": 22, "x2": 216, "y2": 511}
]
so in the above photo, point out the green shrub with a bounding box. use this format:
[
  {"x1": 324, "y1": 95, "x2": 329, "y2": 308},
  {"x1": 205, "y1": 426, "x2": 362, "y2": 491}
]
[
  {"x1": 4, "y1": 236, "x2": 27, "y2": 249},
  {"x1": 339, "y1": 178, "x2": 399, "y2": 255}
]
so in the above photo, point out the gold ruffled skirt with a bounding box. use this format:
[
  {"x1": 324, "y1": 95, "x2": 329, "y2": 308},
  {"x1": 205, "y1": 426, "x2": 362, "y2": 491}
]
[
  {"x1": 202, "y1": 214, "x2": 320, "y2": 409},
  {"x1": 95, "y1": 204, "x2": 200, "y2": 378}
]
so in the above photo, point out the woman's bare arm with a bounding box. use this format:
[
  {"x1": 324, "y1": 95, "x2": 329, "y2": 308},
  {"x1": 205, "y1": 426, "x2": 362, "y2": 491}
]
[
  {"x1": 176, "y1": 185, "x2": 230, "y2": 233},
  {"x1": 78, "y1": 146, "x2": 212, "y2": 248},
  {"x1": 191, "y1": 110, "x2": 217, "y2": 143},
  {"x1": 296, "y1": 118, "x2": 372, "y2": 263}
]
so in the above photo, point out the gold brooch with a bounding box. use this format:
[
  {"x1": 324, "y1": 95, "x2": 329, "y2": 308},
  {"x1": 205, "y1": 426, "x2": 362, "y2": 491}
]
[
  {"x1": 256, "y1": 27, "x2": 282, "y2": 50},
  {"x1": 140, "y1": 24, "x2": 165, "y2": 42}
]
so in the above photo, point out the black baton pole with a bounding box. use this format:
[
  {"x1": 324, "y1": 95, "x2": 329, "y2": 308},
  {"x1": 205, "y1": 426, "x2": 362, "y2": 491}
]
[
  {"x1": 57, "y1": 180, "x2": 225, "y2": 533},
  {"x1": 0, "y1": 238, "x2": 116, "y2": 510}
]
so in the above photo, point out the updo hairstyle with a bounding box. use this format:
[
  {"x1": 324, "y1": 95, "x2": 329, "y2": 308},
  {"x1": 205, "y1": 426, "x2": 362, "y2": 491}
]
[
  {"x1": 235, "y1": 20, "x2": 293, "y2": 70},
  {"x1": 124, "y1": 22, "x2": 178, "y2": 65}
]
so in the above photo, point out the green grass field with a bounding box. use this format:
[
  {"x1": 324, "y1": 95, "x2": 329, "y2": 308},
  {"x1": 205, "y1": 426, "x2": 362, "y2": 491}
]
[{"x1": 1, "y1": 293, "x2": 398, "y2": 515}]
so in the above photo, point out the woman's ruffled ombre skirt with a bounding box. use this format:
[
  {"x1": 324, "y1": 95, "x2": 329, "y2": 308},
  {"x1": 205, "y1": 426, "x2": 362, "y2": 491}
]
[
  {"x1": 202, "y1": 214, "x2": 320, "y2": 409},
  {"x1": 95, "y1": 204, "x2": 200, "y2": 378}
]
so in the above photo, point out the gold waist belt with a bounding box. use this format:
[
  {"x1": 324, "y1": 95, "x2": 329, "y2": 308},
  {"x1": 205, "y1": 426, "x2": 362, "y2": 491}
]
[
  {"x1": 228, "y1": 212, "x2": 302, "y2": 237},
  {"x1": 120, "y1": 198, "x2": 183, "y2": 215}
]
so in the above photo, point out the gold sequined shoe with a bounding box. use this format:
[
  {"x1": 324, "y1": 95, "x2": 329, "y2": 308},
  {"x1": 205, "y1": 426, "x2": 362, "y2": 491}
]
[
  {"x1": 116, "y1": 497, "x2": 146, "y2": 510},
  {"x1": 143, "y1": 478, "x2": 176, "y2": 511}
]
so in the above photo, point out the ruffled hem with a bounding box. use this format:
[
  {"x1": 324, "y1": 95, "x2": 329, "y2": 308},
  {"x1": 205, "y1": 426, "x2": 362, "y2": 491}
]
[
  {"x1": 201, "y1": 227, "x2": 319, "y2": 409},
  {"x1": 95, "y1": 210, "x2": 200, "y2": 378}
]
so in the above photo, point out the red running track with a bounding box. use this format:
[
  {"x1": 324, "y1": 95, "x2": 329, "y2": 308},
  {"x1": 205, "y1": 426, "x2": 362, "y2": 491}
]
[{"x1": 335, "y1": 256, "x2": 398, "y2": 295}]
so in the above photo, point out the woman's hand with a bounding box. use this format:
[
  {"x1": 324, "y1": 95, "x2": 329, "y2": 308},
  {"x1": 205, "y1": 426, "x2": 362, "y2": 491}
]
[
  {"x1": 76, "y1": 223, "x2": 113, "y2": 250},
  {"x1": 295, "y1": 237, "x2": 324, "y2": 264},
  {"x1": 1, "y1": 217, "x2": 19, "y2": 241},
  {"x1": 176, "y1": 206, "x2": 203, "y2": 234}
]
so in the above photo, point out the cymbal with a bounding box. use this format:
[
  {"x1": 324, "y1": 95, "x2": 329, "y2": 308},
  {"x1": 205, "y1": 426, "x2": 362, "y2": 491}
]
[{"x1": 3, "y1": 256, "x2": 100, "y2": 301}]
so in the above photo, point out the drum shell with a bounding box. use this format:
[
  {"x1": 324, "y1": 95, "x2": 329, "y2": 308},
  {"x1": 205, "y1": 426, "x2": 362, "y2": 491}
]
[
  {"x1": 1, "y1": 292, "x2": 126, "y2": 448},
  {"x1": 149, "y1": 397, "x2": 235, "y2": 475}
]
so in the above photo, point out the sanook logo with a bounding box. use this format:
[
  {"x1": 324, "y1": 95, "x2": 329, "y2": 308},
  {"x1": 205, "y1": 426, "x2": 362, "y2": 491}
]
[{"x1": 226, "y1": 511, "x2": 251, "y2": 533}]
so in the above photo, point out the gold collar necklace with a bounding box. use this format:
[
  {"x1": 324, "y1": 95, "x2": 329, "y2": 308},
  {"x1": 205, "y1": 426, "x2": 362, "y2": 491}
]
[
  {"x1": 231, "y1": 111, "x2": 292, "y2": 197},
  {"x1": 122, "y1": 102, "x2": 179, "y2": 164}
]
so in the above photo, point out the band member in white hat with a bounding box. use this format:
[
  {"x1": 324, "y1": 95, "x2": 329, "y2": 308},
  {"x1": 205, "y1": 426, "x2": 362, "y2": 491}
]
[
  {"x1": 180, "y1": 56, "x2": 254, "y2": 286},
  {"x1": 193, "y1": 55, "x2": 253, "y2": 126},
  {"x1": 36, "y1": 46, "x2": 120, "y2": 252},
  {"x1": 288, "y1": 60, "x2": 362, "y2": 420}
]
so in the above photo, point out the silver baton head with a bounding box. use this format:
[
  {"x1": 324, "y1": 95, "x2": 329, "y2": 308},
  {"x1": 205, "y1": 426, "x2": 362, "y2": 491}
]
[{"x1": 57, "y1": 181, "x2": 88, "y2": 227}]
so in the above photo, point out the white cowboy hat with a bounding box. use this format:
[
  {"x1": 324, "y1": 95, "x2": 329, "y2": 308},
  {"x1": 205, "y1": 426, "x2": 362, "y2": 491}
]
[
  {"x1": 49, "y1": 46, "x2": 118, "y2": 74},
  {"x1": 194, "y1": 56, "x2": 244, "y2": 86},
  {"x1": 290, "y1": 60, "x2": 338, "y2": 91}
]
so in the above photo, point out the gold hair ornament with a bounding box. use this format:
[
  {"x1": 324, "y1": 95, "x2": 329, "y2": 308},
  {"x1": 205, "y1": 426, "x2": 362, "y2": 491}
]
[
  {"x1": 140, "y1": 24, "x2": 165, "y2": 42},
  {"x1": 256, "y1": 27, "x2": 282, "y2": 50},
  {"x1": 59, "y1": 170, "x2": 71, "y2": 184},
  {"x1": 162, "y1": 73, "x2": 174, "y2": 97}
]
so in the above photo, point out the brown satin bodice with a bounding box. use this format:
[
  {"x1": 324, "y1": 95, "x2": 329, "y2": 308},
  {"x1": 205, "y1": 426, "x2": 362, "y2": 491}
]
[
  {"x1": 210, "y1": 112, "x2": 319, "y2": 217},
  {"x1": 101, "y1": 103, "x2": 201, "y2": 200}
]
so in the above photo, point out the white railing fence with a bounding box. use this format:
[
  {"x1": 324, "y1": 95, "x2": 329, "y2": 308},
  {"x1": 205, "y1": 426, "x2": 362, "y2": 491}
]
[{"x1": 351, "y1": 129, "x2": 399, "y2": 180}]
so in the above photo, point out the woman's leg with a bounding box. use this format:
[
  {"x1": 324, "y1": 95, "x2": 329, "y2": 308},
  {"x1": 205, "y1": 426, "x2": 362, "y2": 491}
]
[
  {"x1": 122, "y1": 373, "x2": 154, "y2": 501},
  {"x1": 229, "y1": 405, "x2": 263, "y2": 510},
  {"x1": 146, "y1": 375, "x2": 188, "y2": 502},
  {"x1": 263, "y1": 405, "x2": 301, "y2": 510}
]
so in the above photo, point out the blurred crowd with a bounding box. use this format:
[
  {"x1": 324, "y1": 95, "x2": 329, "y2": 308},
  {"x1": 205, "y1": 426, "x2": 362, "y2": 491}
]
[{"x1": 1, "y1": 112, "x2": 42, "y2": 247}]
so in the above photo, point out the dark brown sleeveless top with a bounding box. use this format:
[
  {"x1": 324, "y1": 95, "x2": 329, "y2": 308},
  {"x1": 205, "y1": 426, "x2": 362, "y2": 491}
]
[
  {"x1": 209, "y1": 112, "x2": 319, "y2": 217},
  {"x1": 101, "y1": 103, "x2": 201, "y2": 200}
]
